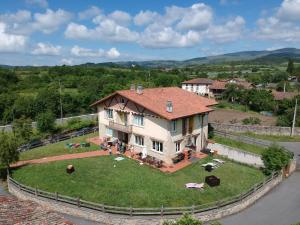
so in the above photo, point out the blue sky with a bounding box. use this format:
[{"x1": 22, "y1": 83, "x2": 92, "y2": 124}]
[{"x1": 0, "y1": 0, "x2": 300, "y2": 66}]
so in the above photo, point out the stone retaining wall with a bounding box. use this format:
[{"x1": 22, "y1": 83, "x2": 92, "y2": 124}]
[
  {"x1": 0, "y1": 113, "x2": 97, "y2": 132},
  {"x1": 8, "y1": 174, "x2": 282, "y2": 225},
  {"x1": 210, "y1": 122, "x2": 300, "y2": 136},
  {"x1": 207, "y1": 142, "x2": 264, "y2": 167}
]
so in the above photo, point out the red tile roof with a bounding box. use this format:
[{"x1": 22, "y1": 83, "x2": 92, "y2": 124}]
[
  {"x1": 182, "y1": 78, "x2": 213, "y2": 85},
  {"x1": 209, "y1": 80, "x2": 227, "y2": 90},
  {"x1": 272, "y1": 90, "x2": 299, "y2": 101},
  {"x1": 91, "y1": 87, "x2": 217, "y2": 120}
]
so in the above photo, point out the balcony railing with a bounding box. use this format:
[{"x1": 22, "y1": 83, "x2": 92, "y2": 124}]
[{"x1": 109, "y1": 121, "x2": 132, "y2": 133}]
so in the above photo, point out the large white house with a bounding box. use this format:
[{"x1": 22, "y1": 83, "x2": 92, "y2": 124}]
[
  {"x1": 181, "y1": 78, "x2": 213, "y2": 96},
  {"x1": 91, "y1": 86, "x2": 217, "y2": 165}
]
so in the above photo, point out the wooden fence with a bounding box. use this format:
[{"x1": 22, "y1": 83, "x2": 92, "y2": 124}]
[{"x1": 8, "y1": 172, "x2": 279, "y2": 216}]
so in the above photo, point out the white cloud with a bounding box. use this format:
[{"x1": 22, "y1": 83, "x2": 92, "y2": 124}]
[
  {"x1": 31, "y1": 42, "x2": 61, "y2": 55},
  {"x1": 71, "y1": 45, "x2": 104, "y2": 57},
  {"x1": 277, "y1": 0, "x2": 300, "y2": 21},
  {"x1": 0, "y1": 22, "x2": 27, "y2": 52},
  {"x1": 61, "y1": 58, "x2": 73, "y2": 65},
  {"x1": 78, "y1": 6, "x2": 101, "y2": 20},
  {"x1": 176, "y1": 3, "x2": 213, "y2": 30},
  {"x1": 0, "y1": 10, "x2": 31, "y2": 24},
  {"x1": 255, "y1": 0, "x2": 300, "y2": 42},
  {"x1": 106, "y1": 47, "x2": 120, "y2": 59},
  {"x1": 140, "y1": 25, "x2": 201, "y2": 48},
  {"x1": 108, "y1": 10, "x2": 131, "y2": 26},
  {"x1": 32, "y1": 9, "x2": 72, "y2": 34},
  {"x1": 26, "y1": 0, "x2": 48, "y2": 8},
  {"x1": 206, "y1": 16, "x2": 245, "y2": 43},
  {"x1": 134, "y1": 10, "x2": 158, "y2": 26},
  {"x1": 70, "y1": 45, "x2": 120, "y2": 59},
  {"x1": 65, "y1": 19, "x2": 139, "y2": 42}
]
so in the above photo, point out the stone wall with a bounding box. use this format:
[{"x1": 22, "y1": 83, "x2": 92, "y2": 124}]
[
  {"x1": 210, "y1": 122, "x2": 300, "y2": 136},
  {"x1": 207, "y1": 142, "x2": 264, "y2": 168},
  {"x1": 8, "y1": 173, "x2": 282, "y2": 225},
  {"x1": 0, "y1": 113, "x2": 97, "y2": 132}
]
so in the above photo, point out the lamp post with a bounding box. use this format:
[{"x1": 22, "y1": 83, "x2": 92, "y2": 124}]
[{"x1": 291, "y1": 99, "x2": 297, "y2": 136}]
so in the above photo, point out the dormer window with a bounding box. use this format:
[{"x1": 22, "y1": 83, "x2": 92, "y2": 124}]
[{"x1": 121, "y1": 98, "x2": 126, "y2": 104}]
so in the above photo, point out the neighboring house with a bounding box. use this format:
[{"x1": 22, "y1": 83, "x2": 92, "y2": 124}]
[
  {"x1": 91, "y1": 86, "x2": 217, "y2": 165},
  {"x1": 272, "y1": 90, "x2": 299, "y2": 101},
  {"x1": 181, "y1": 78, "x2": 213, "y2": 96},
  {"x1": 182, "y1": 78, "x2": 253, "y2": 99}
]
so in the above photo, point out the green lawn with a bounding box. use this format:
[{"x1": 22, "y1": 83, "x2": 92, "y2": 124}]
[
  {"x1": 12, "y1": 156, "x2": 265, "y2": 207},
  {"x1": 242, "y1": 132, "x2": 300, "y2": 142},
  {"x1": 212, "y1": 136, "x2": 266, "y2": 155},
  {"x1": 20, "y1": 133, "x2": 99, "y2": 161}
]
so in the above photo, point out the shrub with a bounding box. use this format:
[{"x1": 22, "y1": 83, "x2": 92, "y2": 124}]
[
  {"x1": 163, "y1": 214, "x2": 202, "y2": 225},
  {"x1": 261, "y1": 144, "x2": 292, "y2": 175},
  {"x1": 0, "y1": 133, "x2": 19, "y2": 169},
  {"x1": 242, "y1": 117, "x2": 261, "y2": 125},
  {"x1": 58, "y1": 118, "x2": 96, "y2": 133},
  {"x1": 36, "y1": 111, "x2": 55, "y2": 133}
]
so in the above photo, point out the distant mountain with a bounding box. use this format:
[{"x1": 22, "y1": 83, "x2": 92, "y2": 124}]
[
  {"x1": 2, "y1": 48, "x2": 300, "y2": 68},
  {"x1": 106, "y1": 48, "x2": 300, "y2": 68}
]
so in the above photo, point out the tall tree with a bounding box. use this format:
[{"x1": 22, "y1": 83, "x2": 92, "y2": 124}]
[
  {"x1": 287, "y1": 58, "x2": 294, "y2": 75},
  {"x1": 0, "y1": 133, "x2": 19, "y2": 169}
]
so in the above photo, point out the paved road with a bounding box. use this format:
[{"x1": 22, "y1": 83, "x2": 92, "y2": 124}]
[{"x1": 221, "y1": 171, "x2": 300, "y2": 225}]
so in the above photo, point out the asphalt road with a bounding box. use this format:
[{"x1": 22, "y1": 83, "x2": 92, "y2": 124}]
[{"x1": 220, "y1": 171, "x2": 300, "y2": 225}]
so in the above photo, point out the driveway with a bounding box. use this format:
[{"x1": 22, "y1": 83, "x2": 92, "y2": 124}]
[{"x1": 220, "y1": 171, "x2": 300, "y2": 225}]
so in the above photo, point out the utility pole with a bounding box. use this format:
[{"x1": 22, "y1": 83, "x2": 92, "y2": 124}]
[
  {"x1": 291, "y1": 98, "x2": 297, "y2": 136},
  {"x1": 59, "y1": 79, "x2": 63, "y2": 123}
]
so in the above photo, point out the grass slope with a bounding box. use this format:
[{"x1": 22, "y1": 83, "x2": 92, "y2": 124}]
[
  {"x1": 12, "y1": 156, "x2": 264, "y2": 207},
  {"x1": 242, "y1": 132, "x2": 300, "y2": 142},
  {"x1": 213, "y1": 136, "x2": 266, "y2": 155},
  {"x1": 20, "y1": 133, "x2": 99, "y2": 161}
]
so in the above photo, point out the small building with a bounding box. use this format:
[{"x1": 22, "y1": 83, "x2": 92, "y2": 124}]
[
  {"x1": 181, "y1": 78, "x2": 213, "y2": 96},
  {"x1": 91, "y1": 86, "x2": 217, "y2": 165}
]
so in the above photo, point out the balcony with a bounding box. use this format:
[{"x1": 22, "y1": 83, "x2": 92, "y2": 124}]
[{"x1": 109, "y1": 121, "x2": 132, "y2": 133}]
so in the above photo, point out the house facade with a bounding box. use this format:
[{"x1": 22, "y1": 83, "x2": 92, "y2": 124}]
[
  {"x1": 92, "y1": 87, "x2": 217, "y2": 165},
  {"x1": 181, "y1": 78, "x2": 213, "y2": 96},
  {"x1": 182, "y1": 78, "x2": 253, "y2": 99}
]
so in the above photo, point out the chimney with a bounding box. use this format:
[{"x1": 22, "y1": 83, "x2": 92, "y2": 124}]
[
  {"x1": 130, "y1": 84, "x2": 135, "y2": 91},
  {"x1": 166, "y1": 100, "x2": 173, "y2": 113},
  {"x1": 137, "y1": 85, "x2": 143, "y2": 95}
]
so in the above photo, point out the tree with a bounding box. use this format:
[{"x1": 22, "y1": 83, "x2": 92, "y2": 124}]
[
  {"x1": 261, "y1": 145, "x2": 292, "y2": 175},
  {"x1": 36, "y1": 111, "x2": 56, "y2": 133},
  {"x1": 223, "y1": 83, "x2": 244, "y2": 102},
  {"x1": 286, "y1": 58, "x2": 294, "y2": 75},
  {"x1": 12, "y1": 116, "x2": 33, "y2": 144},
  {"x1": 0, "y1": 133, "x2": 19, "y2": 169}
]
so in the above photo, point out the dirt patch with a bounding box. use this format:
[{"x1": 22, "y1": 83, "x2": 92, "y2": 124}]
[{"x1": 209, "y1": 109, "x2": 277, "y2": 126}]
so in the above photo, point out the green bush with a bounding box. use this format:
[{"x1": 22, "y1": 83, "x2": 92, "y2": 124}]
[
  {"x1": 163, "y1": 214, "x2": 223, "y2": 225},
  {"x1": 242, "y1": 117, "x2": 261, "y2": 125},
  {"x1": 163, "y1": 214, "x2": 202, "y2": 225},
  {"x1": 36, "y1": 111, "x2": 55, "y2": 133},
  {"x1": 261, "y1": 144, "x2": 292, "y2": 175},
  {"x1": 58, "y1": 118, "x2": 96, "y2": 133}
]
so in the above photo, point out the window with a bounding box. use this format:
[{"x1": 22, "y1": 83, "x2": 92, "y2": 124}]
[
  {"x1": 135, "y1": 135, "x2": 144, "y2": 146},
  {"x1": 175, "y1": 141, "x2": 181, "y2": 152},
  {"x1": 121, "y1": 98, "x2": 126, "y2": 104},
  {"x1": 171, "y1": 120, "x2": 177, "y2": 132},
  {"x1": 106, "y1": 127, "x2": 113, "y2": 136},
  {"x1": 152, "y1": 140, "x2": 163, "y2": 152},
  {"x1": 106, "y1": 109, "x2": 113, "y2": 119},
  {"x1": 133, "y1": 115, "x2": 144, "y2": 126}
]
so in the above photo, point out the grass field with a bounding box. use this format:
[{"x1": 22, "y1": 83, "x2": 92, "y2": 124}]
[
  {"x1": 19, "y1": 133, "x2": 99, "y2": 161},
  {"x1": 242, "y1": 132, "x2": 300, "y2": 142},
  {"x1": 212, "y1": 136, "x2": 266, "y2": 155},
  {"x1": 12, "y1": 156, "x2": 265, "y2": 207}
]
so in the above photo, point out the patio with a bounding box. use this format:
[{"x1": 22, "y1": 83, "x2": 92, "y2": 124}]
[{"x1": 87, "y1": 137, "x2": 208, "y2": 173}]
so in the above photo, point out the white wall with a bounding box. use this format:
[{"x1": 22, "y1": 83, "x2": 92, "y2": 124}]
[{"x1": 207, "y1": 143, "x2": 264, "y2": 168}]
